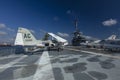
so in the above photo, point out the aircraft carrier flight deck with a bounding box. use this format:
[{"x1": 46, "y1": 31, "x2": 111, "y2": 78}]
[{"x1": 0, "y1": 46, "x2": 120, "y2": 80}]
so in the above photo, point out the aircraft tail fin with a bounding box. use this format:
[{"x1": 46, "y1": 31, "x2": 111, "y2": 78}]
[
  {"x1": 107, "y1": 35, "x2": 116, "y2": 40},
  {"x1": 14, "y1": 27, "x2": 37, "y2": 46}
]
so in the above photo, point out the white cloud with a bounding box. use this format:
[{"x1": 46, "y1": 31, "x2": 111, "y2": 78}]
[
  {"x1": 53, "y1": 16, "x2": 59, "y2": 21},
  {"x1": 102, "y1": 19, "x2": 117, "y2": 26},
  {"x1": 66, "y1": 10, "x2": 72, "y2": 14},
  {"x1": 85, "y1": 36, "x2": 92, "y2": 39},
  {"x1": 0, "y1": 31, "x2": 7, "y2": 35},
  {"x1": 57, "y1": 32, "x2": 69, "y2": 37},
  {"x1": 0, "y1": 23, "x2": 15, "y2": 32},
  {"x1": 30, "y1": 30, "x2": 35, "y2": 33},
  {"x1": 82, "y1": 35, "x2": 98, "y2": 40},
  {"x1": 7, "y1": 28, "x2": 15, "y2": 32},
  {"x1": 118, "y1": 28, "x2": 120, "y2": 31},
  {"x1": 0, "y1": 23, "x2": 16, "y2": 43},
  {"x1": 10, "y1": 38, "x2": 15, "y2": 41},
  {"x1": 0, "y1": 24, "x2": 6, "y2": 28}
]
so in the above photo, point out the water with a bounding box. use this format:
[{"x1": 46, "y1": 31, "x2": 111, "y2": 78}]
[{"x1": 0, "y1": 46, "x2": 25, "y2": 56}]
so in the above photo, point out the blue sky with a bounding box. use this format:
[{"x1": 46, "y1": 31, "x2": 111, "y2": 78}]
[{"x1": 0, "y1": 0, "x2": 120, "y2": 43}]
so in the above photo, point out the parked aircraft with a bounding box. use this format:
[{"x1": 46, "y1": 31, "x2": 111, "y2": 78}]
[
  {"x1": 80, "y1": 35, "x2": 119, "y2": 51},
  {"x1": 14, "y1": 27, "x2": 68, "y2": 52}
]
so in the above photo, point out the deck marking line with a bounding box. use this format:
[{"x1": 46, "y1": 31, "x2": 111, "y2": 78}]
[
  {"x1": 0, "y1": 55, "x2": 28, "y2": 72},
  {"x1": 65, "y1": 48, "x2": 120, "y2": 59},
  {"x1": 33, "y1": 51, "x2": 55, "y2": 80}
]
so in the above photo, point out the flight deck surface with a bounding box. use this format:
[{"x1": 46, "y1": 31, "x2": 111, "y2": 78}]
[{"x1": 0, "y1": 49, "x2": 120, "y2": 80}]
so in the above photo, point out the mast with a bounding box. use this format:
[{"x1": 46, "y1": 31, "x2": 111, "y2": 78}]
[
  {"x1": 72, "y1": 17, "x2": 86, "y2": 46},
  {"x1": 74, "y1": 18, "x2": 78, "y2": 31}
]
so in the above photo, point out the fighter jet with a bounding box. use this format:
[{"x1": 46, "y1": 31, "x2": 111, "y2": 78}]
[
  {"x1": 80, "y1": 35, "x2": 117, "y2": 49},
  {"x1": 14, "y1": 27, "x2": 68, "y2": 53},
  {"x1": 81, "y1": 34, "x2": 120, "y2": 52},
  {"x1": 100, "y1": 35, "x2": 120, "y2": 51}
]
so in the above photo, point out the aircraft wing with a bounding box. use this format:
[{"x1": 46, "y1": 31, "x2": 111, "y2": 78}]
[{"x1": 48, "y1": 32, "x2": 68, "y2": 45}]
